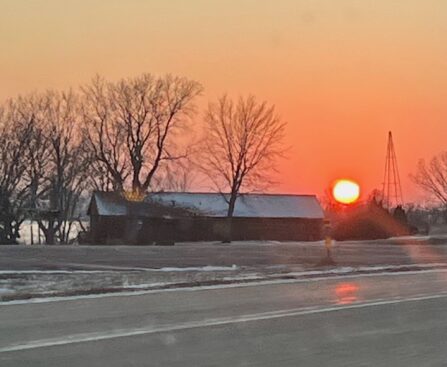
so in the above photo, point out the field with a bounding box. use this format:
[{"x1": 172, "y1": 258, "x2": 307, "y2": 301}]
[{"x1": 2, "y1": 236, "x2": 447, "y2": 302}]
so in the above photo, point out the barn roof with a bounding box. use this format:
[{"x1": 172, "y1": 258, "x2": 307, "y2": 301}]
[
  {"x1": 89, "y1": 191, "x2": 324, "y2": 219},
  {"x1": 88, "y1": 191, "x2": 191, "y2": 218},
  {"x1": 148, "y1": 192, "x2": 324, "y2": 219}
]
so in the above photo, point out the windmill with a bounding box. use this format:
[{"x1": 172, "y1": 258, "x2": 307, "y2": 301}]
[{"x1": 382, "y1": 131, "x2": 404, "y2": 210}]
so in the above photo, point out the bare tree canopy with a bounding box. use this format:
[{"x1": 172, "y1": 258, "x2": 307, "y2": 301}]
[
  {"x1": 0, "y1": 100, "x2": 36, "y2": 243},
  {"x1": 82, "y1": 73, "x2": 202, "y2": 197},
  {"x1": 0, "y1": 72, "x2": 202, "y2": 244},
  {"x1": 412, "y1": 152, "x2": 447, "y2": 206},
  {"x1": 0, "y1": 91, "x2": 92, "y2": 245},
  {"x1": 152, "y1": 159, "x2": 197, "y2": 192},
  {"x1": 33, "y1": 90, "x2": 91, "y2": 244},
  {"x1": 200, "y1": 95, "x2": 287, "y2": 217}
]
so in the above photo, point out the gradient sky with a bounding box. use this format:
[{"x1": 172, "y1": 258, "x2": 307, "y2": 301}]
[{"x1": 1, "y1": 0, "x2": 447, "y2": 203}]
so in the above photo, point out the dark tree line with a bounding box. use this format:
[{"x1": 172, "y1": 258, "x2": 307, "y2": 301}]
[
  {"x1": 0, "y1": 73, "x2": 287, "y2": 244},
  {"x1": 0, "y1": 91, "x2": 91, "y2": 244}
]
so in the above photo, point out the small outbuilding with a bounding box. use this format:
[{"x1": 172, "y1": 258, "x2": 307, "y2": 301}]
[{"x1": 87, "y1": 191, "x2": 325, "y2": 244}]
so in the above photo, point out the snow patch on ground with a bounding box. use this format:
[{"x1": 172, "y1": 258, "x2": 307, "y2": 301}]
[
  {"x1": 152, "y1": 265, "x2": 238, "y2": 272},
  {"x1": 4, "y1": 267, "x2": 447, "y2": 306},
  {"x1": 0, "y1": 270, "x2": 109, "y2": 275},
  {"x1": 2, "y1": 263, "x2": 447, "y2": 304},
  {"x1": 0, "y1": 265, "x2": 239, "y2": 275},
  {"x1": 0, "y1": 288, "x2": 14, "y2": 295},
  {"x1": 120, "y1": 282, "x2": 177, "y2": 289},
  {"x1": 283, "y1": 263, "x2": 447, "y2": 278},
  {"x1": 18, "y1": 220, "x2": 87, "y2": 245}
]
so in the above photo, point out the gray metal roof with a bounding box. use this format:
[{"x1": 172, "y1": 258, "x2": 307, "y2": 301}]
[
  {"x1": 91, "y1": 192, "x2": 128, "y2": 216},
  {"x1": 90, "y1": 191, "x2": 324, "y2": 219},
  {"x1": 89, "y1": 192, "x2": 190, "y2": 218},
  {"x1": 148, "y1": 192, "x2": 324, "y2": 219}
]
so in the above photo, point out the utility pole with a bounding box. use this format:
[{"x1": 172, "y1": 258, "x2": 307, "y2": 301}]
[{"x1": 382, "y1": 131, "x2": 404, "y2": 210}]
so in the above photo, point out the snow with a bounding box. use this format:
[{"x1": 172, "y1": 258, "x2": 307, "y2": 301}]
[
  {"x1": 0, "y1": 266, "x2": 240, "y2": 275},
  {"x1": 0, "y1": 264, "x2": 447, "y2": 306},
  {"x1": 18, "y1": 220, "x2": 86, "y2": 245},
  {"x1": 0, "y1": 270, "x2": 108, "y2": 275},
  {"x1": 0, "y1": 288, "x2": 13, "y2": 295},
  {"x1": 94, "y1": 193, "x2": 127, "y2": 216},
  {"x1": 91, "y1": 191, "x2": 324, "y2": 218},
  {"x1": 120, "y1": 282, "x2": 177, "y2": 289},
  {"x1": 152, "y1": 265, "x2": 238, "y2": 272},
  {"x1": 149, "y1": 192, "x2": 324, "y2": 218}
]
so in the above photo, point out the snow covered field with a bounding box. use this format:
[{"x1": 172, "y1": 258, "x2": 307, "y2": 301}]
[
  {"x1": 2, "y1": 235, "x2": 447, "y2": 302},
  {"x1": 18, "y1": 220, "x2": 87, "y2": 245}
]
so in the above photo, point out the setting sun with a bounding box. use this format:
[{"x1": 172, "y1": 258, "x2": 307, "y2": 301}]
[{"x1": 332, "y1": 179, "x2": 360, "y2": 205}]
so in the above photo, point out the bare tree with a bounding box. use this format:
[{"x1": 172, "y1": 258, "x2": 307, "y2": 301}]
[
  {"x1": 21, "y1": 91, "x2": 92, "y2": 244},
  {"x1": 82, "y1": 73, "x2": 202, "y2": 198},
  {"x1": 153, "y1": 159, "x2": 197, "y2": 192},
  {"x1": 13, "y1": 95, "x2": 51, "y2": 245},
  {"x1": 199, "y1": 95, "x2": 287, "y2": 217},
  {"x1": 0, "y1": 100, "x2": 36, "y2": 243},
  {"x1": 39, "y1": 91, "x2": 90, "y2": 244},
  {"x1": 412, "y1": 152, "x2": 447, "y2": 206}
]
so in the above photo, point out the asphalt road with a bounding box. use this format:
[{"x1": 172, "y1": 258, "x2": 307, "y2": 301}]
[
  {"x1": 1, "y1": 269, "x2": 447, "y2": 366},
  {"x1": 1, "y1": 237, "x2": 447, "y2": 271}
]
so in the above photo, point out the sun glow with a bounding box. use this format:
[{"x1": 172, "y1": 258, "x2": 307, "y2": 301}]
[{"x1": 332, "y1": 179, "x2": 360, "y2": 205}]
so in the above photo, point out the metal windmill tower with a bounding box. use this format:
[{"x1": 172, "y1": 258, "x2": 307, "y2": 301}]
[{"x1": 382, "y1": 131, "x2": 404, "y2": 210}]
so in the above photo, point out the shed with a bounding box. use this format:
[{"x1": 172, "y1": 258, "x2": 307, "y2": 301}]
[{"x1": 88, "y1": 191, "x2": 325, "y2": 244}]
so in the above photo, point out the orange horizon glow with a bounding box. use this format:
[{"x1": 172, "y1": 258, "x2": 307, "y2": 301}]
[
  {"x1": 333, "y1": 179, "x2": 361, "y2": 205},
  {"x1": 1, "y1": 1, "x2": 446, "y2": 203}
]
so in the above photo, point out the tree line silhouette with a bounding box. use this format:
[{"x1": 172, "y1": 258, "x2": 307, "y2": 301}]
[{"x1": 0, "y1": 73, "x2": 286, "y2": 244}]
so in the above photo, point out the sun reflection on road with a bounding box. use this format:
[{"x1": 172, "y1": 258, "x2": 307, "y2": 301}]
[{"x1": 335, "y1": 282, "x2": 359, "y2": 305}]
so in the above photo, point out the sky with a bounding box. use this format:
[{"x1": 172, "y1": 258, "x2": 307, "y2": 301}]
[{"x1": 1, "y1": 0, "x2": 447, "y2": 203}]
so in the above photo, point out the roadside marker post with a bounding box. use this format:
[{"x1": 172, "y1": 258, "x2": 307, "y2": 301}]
[{"x1": 318, "y1": 221, "x2": 335, "y2": 266}]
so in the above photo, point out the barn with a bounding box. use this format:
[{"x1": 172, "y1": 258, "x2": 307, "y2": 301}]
[{"x1": 87, "y1": 191, "x2": 325, "y2": 244}]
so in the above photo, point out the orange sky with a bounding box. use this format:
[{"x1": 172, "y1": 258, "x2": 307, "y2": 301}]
[{"x1": 1, "y1": 0, "x2": 447, "y2": 203}]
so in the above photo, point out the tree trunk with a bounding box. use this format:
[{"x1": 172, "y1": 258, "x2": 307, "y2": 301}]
[
  {"x1": 46, "y1": 229, "x2": 55, "y2": 246},
  {"x1": 224, "y1": 192, "x2": 238, "y2": 243},
  {"x1": 227, "y1": 192, "x2": 237, "y2": 217},
  {"x1": 39, "y1": 220, "x2": 57, "y2": 245},
  {"x1": 2, "y1": 220, "x2": 19, "y2": 244}
]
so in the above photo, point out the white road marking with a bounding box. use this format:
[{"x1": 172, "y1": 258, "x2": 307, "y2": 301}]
[{"x1": 1, "y1": 292, "x2": 447, "y2": 353}]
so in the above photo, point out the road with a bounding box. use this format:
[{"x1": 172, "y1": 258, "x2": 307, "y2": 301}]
[
  {"x1": 1, "y1": 237, "x2": 447, "y2": 271},
  {"x1": 1, "y1": 269, "x2": 447, "y2": 366}
]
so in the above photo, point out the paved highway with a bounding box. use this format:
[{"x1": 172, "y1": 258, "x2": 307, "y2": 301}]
[{"x1": 1, "y1": 269, "x2": 447, "y2": 366}]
